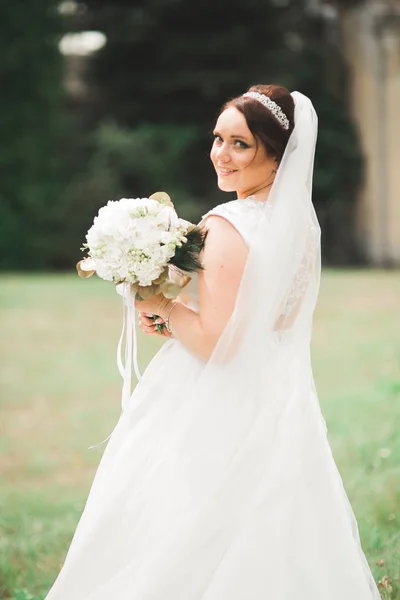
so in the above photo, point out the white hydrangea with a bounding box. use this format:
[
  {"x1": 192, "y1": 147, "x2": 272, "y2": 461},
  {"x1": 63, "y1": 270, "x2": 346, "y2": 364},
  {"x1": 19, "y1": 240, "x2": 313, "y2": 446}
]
[{"x1": 83, "y1": 198, "x2": 188, "y2": 286}]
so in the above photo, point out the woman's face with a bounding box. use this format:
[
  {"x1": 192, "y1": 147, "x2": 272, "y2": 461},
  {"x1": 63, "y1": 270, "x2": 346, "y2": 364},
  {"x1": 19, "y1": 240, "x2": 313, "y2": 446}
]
[{"x1": 210, "y1": 106, "x2": 277, "y2": 199}]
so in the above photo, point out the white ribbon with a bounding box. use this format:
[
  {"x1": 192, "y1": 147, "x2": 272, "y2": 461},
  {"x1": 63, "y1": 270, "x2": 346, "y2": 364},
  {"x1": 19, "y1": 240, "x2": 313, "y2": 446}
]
[
  {"x1": 117, "y1": 283, "x2": 142, "y2": 410},
  {"x1": 88, "y1": 283, "x2": 142, "y2": 449}
]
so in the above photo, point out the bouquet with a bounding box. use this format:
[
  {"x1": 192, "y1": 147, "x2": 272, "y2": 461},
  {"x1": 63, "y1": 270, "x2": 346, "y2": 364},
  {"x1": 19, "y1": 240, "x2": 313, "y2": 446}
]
[
  {"x1": 77, "y1": 192, "x2": 207, "y2": 333},
  {"x1": 76, "y1": 192, "x2": 207, "y2": 436}
]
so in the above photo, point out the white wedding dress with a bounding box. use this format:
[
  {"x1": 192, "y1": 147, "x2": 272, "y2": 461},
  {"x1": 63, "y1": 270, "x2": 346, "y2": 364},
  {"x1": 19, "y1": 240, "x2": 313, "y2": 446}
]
[{"x1": 45, "y1": 197, "x2": 380, "y2": 600}]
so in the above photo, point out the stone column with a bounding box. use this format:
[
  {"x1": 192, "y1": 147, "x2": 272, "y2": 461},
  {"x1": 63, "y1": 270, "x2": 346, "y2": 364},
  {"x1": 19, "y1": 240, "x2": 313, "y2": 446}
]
[{"x1": 340, "y1": 0, "x2": 400, "y2": 265}]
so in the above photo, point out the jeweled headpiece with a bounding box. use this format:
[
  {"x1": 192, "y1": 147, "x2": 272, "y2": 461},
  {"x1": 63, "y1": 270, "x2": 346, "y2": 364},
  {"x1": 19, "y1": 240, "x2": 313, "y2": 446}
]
[{"x1": 242, "y1": 91, "x2": 290, "y2": 131}]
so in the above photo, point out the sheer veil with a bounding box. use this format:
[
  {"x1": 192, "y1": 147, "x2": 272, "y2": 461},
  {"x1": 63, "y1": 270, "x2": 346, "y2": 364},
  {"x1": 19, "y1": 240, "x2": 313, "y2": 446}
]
[{"x1": 213, "y1": 90, "x2": 321, "y2": 360}]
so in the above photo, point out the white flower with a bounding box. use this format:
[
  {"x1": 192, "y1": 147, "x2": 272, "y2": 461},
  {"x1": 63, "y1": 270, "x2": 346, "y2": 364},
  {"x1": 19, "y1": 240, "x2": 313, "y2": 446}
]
[{"x1": 82, "y1": 197, "x2": 188, "y2": 287}]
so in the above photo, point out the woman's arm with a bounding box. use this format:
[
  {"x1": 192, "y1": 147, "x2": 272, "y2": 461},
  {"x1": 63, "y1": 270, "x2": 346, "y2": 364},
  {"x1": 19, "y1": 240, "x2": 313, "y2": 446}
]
[{"x1": 136, "y1": 215, "x2": 248, "y2": 361}]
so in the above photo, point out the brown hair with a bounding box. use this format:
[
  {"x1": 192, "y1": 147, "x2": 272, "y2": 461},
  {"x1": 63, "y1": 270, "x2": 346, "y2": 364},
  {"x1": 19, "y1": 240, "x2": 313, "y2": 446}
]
[{"x1": 221, "y1": 84, "x2": 295, "y2": 163}]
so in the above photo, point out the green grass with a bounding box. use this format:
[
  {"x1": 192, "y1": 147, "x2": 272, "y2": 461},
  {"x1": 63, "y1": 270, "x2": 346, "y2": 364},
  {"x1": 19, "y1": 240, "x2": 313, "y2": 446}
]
[{"x1": 0, "y1": 270, "x2": 399, "y2": 599}]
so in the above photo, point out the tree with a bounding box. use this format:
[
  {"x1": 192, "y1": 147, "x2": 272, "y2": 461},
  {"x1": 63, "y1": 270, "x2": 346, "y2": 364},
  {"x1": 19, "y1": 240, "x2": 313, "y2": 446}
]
[
  {"x1": 1, "y1": 0, "x2": 363, "y2": 267},
  {"x1": 0, "y1": 0, "x2": 66, "y2": 268},
  {"x1": 66, "y1": 0, "x2": 298, "y2": 214}
]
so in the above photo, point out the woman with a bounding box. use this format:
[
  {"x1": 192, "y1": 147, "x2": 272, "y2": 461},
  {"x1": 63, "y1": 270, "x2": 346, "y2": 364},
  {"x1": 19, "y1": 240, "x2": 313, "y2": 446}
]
[{"x1": 45, "y1": 85, "x2": 380, "y2": 599}]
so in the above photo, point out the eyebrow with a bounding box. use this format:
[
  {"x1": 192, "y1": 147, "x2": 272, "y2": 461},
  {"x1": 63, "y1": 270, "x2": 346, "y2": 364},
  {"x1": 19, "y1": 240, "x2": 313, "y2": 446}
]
[{"x1": 213, "y1": 130, "x2": 250, "y2": 142}]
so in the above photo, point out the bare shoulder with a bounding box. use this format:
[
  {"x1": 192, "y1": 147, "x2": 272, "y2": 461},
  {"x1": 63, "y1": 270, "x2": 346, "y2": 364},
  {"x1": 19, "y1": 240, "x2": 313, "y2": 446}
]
[{"x1": 200, "y1": 213, "x2": 248, "y2": 274}]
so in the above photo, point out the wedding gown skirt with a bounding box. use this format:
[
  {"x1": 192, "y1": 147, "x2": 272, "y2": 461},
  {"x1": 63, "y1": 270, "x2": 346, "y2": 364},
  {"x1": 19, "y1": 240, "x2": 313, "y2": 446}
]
[
  {"x1": 44, "y1": 335, "x2": 380, "y2": 600},
  {"x1": 45, "y1": 201, "x2": 380, "y2": 599}
]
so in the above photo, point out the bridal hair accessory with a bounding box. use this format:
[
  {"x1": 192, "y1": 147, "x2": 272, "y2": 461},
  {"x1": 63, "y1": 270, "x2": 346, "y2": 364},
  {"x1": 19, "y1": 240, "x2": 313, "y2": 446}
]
[
  {"x1": 76, "y1": 192, "x2": 206, "y2": 447},
  {"x1": 242, "y1": 91, "x2": 290, "y2": 130}
]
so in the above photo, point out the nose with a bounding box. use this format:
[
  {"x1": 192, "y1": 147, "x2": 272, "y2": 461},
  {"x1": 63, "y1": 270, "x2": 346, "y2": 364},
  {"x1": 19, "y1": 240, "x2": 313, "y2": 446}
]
[{"x1": 215, "y1": 143, "x2": 231, "y2": 163}]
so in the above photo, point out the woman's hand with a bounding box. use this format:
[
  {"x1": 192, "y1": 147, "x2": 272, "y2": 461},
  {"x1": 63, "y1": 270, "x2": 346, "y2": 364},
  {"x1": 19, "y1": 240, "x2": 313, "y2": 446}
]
[
  {"x1": 135, "y1": 293, "x2": 174, "y2": 338},
  {"x1": 134, "y1": 292, "x2": 172, "y2": 319},
  {"x1": 138, "y1": 313, "x2": 172, "y2": 338}
]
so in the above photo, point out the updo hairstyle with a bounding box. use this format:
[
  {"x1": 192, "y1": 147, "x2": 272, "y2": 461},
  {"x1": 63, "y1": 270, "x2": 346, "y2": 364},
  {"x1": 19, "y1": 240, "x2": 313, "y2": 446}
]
[{"x1": 221, "y1": 84, "x2": 295, "y2": 164}]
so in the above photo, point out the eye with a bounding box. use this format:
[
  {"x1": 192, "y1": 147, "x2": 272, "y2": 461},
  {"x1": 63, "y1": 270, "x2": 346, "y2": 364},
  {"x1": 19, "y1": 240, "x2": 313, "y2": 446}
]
[
  {"x1": 213, "y1": 134, "x2": 223, "y2": 145},
  {"x1": 234, "y1": 140, "x2": 249, "y2": 149}
]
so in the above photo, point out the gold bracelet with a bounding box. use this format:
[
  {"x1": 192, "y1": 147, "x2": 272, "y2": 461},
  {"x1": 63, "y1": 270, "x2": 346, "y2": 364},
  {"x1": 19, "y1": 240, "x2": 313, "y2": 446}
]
[{"x1": 166, "y1": 302, "x2": 180, "y2": 334}]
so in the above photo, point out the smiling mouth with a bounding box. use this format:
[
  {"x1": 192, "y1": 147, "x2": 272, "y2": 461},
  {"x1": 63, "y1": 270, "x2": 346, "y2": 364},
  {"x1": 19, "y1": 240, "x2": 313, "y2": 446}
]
[{"x1": 217, "y1": 168, "x2": 238, "y2": 176}]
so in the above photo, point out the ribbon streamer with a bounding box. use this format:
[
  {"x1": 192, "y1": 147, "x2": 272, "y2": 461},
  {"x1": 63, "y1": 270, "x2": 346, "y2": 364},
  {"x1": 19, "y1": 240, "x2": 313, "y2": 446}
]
[
  {"x1": 88, "y1": 283, "x2": 142, "y2": 449},
  {"x1": 118, "y1": 283, "x2": 142, "y2": 410}
]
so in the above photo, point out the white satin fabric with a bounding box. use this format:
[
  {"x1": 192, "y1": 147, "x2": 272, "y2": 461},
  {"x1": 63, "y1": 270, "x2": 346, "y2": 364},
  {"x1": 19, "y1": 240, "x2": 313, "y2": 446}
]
[{"x1": 44, "y1": 93, "x2": 380, "y2": 599}]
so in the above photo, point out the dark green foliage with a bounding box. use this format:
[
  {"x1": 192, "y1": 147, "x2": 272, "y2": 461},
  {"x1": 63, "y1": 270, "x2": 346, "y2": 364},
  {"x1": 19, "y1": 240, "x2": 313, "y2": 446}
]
[
  {"x1": 83, "y1": 1, "x2": 288, "y2": 126},
  {"x1": 312, "y1": 92, "x2": 364, "y2": 263},
  {"x1": 67, "y1": 0, "x2": 363, "y2": 263},
  {"x1": 0, "y1": 0, "x2": 66, "y2": 269},
  {"x1": 0, "y1": 0, "x2": 364, "y2": 267}
]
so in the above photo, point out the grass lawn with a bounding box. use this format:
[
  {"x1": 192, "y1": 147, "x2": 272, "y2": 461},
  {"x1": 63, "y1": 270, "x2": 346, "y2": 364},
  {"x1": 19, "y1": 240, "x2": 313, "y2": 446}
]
[{"x1": 0, "y1": 270, "x2": 399, "y2": 599}]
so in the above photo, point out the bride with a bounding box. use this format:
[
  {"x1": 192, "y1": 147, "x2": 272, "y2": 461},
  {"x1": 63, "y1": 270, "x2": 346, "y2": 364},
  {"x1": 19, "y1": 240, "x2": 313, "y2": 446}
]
[{"x1": 45, "y1": 85, "x2": 381, "y2": 599}]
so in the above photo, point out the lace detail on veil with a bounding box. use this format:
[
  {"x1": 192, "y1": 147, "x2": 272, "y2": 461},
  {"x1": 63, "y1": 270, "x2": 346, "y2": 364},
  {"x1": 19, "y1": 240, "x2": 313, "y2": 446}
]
[
  {"x1": 274, "y1": 223, "x2": 319, "y2": 337},
  {"x1": 282, "y1": 224, "x2": 318, "y2": 317}
]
